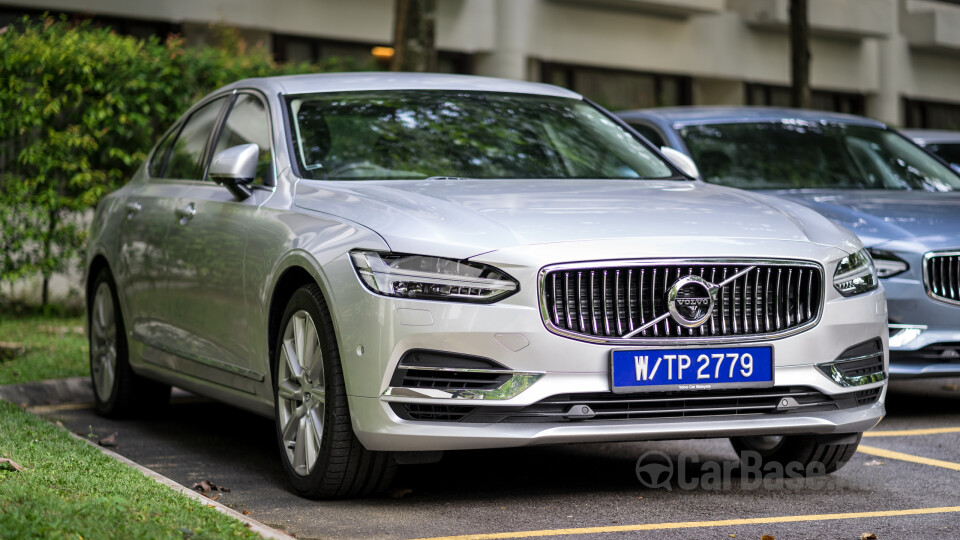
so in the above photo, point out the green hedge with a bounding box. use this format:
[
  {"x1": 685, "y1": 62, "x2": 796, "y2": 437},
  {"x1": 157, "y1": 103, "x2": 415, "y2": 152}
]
[{"x1": 0, "y1": 16, "x2": 354, "y2": 305}]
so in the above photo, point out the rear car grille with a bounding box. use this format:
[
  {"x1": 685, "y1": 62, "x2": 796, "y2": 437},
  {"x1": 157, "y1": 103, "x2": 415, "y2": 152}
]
[
  {"x1": 391, "y1": 386, "x2": 878, "y2": 423},
  {"x1": 541, "y1": 260, "x2": 822, "y2": 342},
  {"x1": 924, "y1": 251, "x2": 960, "y2": 305}
]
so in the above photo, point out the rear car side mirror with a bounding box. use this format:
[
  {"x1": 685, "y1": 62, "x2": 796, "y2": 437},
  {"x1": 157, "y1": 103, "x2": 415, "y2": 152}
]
[
  {"x1": 660, "y1": 146, "x2": 700, "y2": 179},
  {"x1": 209, "y1": 143, "x2": 259, "y2": 200}
]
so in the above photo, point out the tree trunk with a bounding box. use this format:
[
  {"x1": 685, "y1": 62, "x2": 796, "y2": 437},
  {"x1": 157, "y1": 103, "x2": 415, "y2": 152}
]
[
  {"x1": 391, "y1": 0, "x2": 437, "y2": 72},
  {"x1": 789, "y1": 0, "x2": 811, "y2": 109},
  {"x1": 40, "y1": 208, "x2": 56, "y2": 307}
]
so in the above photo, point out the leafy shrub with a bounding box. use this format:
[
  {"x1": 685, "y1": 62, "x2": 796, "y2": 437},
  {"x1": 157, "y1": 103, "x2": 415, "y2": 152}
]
[{"x1": 0, "y1": 16, "x2": 351, "y2": 305}]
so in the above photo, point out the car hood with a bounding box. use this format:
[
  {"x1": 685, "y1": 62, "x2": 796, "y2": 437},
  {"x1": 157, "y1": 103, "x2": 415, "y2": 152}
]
[
  {"x1": 764, "y1": 189, "x2": 960, "y2": 249},
  {"x1": 295, "y1": 179, "x2": 858, "y2": 259}
]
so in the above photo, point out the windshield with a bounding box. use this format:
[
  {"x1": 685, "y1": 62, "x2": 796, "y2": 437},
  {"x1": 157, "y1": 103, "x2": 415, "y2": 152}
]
[
  {"x1": 678, "y1": 121, "x2": 960, "y2": 191},
  {"x1": 288, "y1": 91, "x2": 674, "y2": 180}
]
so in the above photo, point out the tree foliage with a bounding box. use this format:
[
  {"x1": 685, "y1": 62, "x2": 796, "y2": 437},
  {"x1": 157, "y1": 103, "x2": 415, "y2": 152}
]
[{"x1": 0, "y1": 16, "x2": 347, "y2": 305}]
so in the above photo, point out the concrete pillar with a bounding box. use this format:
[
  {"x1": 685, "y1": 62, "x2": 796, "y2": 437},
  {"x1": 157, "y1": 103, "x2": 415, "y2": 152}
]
[{"x1": 472, "y1": 0, "x2": 536, "y2": 80}]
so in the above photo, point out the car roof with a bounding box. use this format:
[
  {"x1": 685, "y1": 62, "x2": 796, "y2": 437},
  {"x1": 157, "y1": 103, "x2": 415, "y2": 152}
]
[
  {"x1": 219, "y1": 72, "x2": 583, "y2": 100},
  {"x1": 617, "y1": 106, "x2": 887, "y2": 129},
  {"x1": 900, "y1": 129, "x2": 960, "y2": 145}
]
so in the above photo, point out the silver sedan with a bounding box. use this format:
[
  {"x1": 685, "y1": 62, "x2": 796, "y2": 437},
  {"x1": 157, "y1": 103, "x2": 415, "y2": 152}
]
[{"x1": 86, "y1": 73, "x2": 887, "y2": 498}]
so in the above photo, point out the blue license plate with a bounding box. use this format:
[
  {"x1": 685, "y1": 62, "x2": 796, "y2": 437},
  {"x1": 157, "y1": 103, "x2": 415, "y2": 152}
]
[{"x1": 611, "y1": 347, "x2": 773, "y2": 392}]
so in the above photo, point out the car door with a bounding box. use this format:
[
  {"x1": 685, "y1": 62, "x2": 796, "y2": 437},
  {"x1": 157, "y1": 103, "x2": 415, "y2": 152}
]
[
  {"x1": 116, "y1": 127, "x2": 185, "y2": 350},
  {"x1": 163, "y1": 91, "x2": 277, "y2": 393}
]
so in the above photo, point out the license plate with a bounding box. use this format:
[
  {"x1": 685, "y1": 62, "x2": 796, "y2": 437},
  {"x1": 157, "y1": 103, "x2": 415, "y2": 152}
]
[{"x1": 611, "y1": 346, "x2": 773, "y2": 393}]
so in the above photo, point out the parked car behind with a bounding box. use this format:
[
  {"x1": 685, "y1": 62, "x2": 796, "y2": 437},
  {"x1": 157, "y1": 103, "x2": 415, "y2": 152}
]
[
  {"x1": 618, "y1": 107, "x2": 960, "y2": 379},
  {"x1": 902, "y1": 129, "x2": 960, "y2": 173},
  {"x1": 87, "y1": 77, "x2": 887, "y2": 499}
]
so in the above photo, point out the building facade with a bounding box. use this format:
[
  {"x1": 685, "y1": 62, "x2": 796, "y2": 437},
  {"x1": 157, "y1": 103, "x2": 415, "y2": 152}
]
[{"x1": 2, "y1": 0, "x2": 959, "y2": 127}]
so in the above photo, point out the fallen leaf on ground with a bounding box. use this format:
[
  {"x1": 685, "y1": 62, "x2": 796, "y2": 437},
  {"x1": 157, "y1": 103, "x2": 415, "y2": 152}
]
[
  {"x1": 864, "y1": 459, "x2": 884, "y2": 466},
  {"x1": 761, "y1": 535, "x2": 775, "y2": 540},
  {"x1": 729, "y1": 535, "x2": 737, "y2": 538},
  {"x1": 191, "y1": 480, "x2": 230, "y2": 493},
  {"x1": 0, "y1": 458, "x2": 24, "y2": 471},
  {"x1": 943, "y1": 383, "x2": 958, "y2": 391},
  {"x1": 860, "y1": 533, "x2": 878, "y2": 540},
  {"x1": 201, "y1": 493, "x2": 219, "y2": 501},
  {"x1": 98, "y1": 433, "x2": 118, "y2": 447},
  {"x1": 242, "y1": 510, "x2": 252, "y2": 515},
  {"x1": 387, "y1": 487, "x2": 413, "y2": 499}
]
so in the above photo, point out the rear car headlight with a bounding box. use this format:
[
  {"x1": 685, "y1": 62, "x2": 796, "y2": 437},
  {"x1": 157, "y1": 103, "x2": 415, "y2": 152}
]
[
  {"x1": 833, "y1": 248, "x2": 879, "y2": 297},
  {"x1": 866, "y1": 248, "x2": 909, "y2": 278},
  {"x1": 349, "y1": 250, "x2": 518, "y2": 303}
]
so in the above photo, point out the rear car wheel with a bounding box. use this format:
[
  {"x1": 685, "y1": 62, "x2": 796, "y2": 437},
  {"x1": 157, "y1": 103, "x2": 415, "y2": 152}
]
[
  {"x1": 273, "y1": 284, "x2": 395, "y2": 498},
  {"x1": 730, "y1": 432, "x2": 862, "y2": 475},
  {"x1": 89, "y1": 268, "x2": 170, "y2": 417}
]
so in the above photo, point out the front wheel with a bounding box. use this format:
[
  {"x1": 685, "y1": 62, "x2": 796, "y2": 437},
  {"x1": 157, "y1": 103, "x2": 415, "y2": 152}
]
[
  {"x1": 730, "y1": 433, "x2": 862, "y2": 475},
  {"x1": 273, "y1": 284, "x2": 395, "y2": 498}
]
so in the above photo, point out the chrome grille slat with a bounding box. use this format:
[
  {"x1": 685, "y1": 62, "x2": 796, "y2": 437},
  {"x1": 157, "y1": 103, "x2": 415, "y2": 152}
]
[
  {"x1": 543, "y1": 260, "x2": 823, "y2": 342},
  {"x1": 925, "y1": 252, "x2": 960, "y2": 305}
]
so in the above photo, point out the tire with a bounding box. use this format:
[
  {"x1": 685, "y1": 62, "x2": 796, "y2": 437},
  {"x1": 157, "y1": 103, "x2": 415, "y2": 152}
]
[
  {"x1": 88, "y1": 268, "x2": 170, "y2": 418},
  {"x1": 273, "y1": 284, "x2": 395, "y2": 499},
  {"x1": 730, "y1": 432, "x2": 862, "y2": 475}
]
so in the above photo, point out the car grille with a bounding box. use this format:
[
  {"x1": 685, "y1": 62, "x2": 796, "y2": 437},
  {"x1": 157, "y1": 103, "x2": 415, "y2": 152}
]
[
  {"x1": 925, "y1": 251, "x2": 960, "y2": 305},
  {"x1": 541, "y1": 260, "x2": 822, "y2": 342},
  {"x1": 390, "y1": 386, "x2": 878, "y2": 423}
]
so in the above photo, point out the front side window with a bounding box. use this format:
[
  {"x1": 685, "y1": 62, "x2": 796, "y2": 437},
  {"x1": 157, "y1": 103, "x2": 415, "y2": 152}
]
[
  {"x1": 679, "y1": 121, "x2": 960, "y2": 191},
  {"x1": 213, "y1": 93, "x2": 274, "y2": 185},
  {"x1": 163, "y1": 96, "x2": 228, "y2": 180},
  {"x1": 148, "y1": 128, "x2": 177, "y2": 178},
  {"x1": 288, "y1": 91, "x2": 675, "y2": 181}
]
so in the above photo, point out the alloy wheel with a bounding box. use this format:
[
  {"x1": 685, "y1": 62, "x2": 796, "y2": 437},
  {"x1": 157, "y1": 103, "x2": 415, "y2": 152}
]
[
  {"x1": 90, "y1": 282, "x2": 117, "y2": 400},
  {"x1": 277, "y1": 309, "x2": 326, "y2": 476}
]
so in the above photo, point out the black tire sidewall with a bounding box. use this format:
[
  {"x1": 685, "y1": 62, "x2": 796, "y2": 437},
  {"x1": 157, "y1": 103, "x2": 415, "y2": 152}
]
[{"x1": 273, "y1": 285, "x2": 346, "y2": 496}]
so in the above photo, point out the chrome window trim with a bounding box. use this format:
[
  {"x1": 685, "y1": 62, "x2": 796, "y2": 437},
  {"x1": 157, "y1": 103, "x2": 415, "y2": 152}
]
[
  {"x1": 922, "y1": 250, "x2": 960, "y2": 307},
  {"x1": 538, "y1": 258, "x2": 824, "y2": 345}
]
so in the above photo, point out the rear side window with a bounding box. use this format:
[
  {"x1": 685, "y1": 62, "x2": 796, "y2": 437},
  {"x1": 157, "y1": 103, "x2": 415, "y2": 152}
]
[
  {"x1": 629, "y1": 123, "x2": 667, "y2": 148},
  {"x1": 148, "y1": 128, "x2": 178, "y2": 178},
  {"x1": 163, "y1": 96, "x2": 228, "y2": 180},
  {"x1": 212, "y1": 93, "x2": 274, "y2": 185}
]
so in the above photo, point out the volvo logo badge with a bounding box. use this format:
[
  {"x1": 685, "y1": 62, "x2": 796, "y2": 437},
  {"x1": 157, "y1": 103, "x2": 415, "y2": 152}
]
[{"x1": 667, "y1": 275, "x2": 715, "y2": 328}]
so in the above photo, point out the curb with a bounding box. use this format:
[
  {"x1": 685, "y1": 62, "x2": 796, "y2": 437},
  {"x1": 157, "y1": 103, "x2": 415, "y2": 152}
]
[{"x1": 67, "y1": 431, "x2": 296, "y2": 540}]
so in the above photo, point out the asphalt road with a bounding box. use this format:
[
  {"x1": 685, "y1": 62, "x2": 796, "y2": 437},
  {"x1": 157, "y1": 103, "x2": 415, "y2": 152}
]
[{"x1": 20, "y1": 378, "x2": 960, "y2": 540}]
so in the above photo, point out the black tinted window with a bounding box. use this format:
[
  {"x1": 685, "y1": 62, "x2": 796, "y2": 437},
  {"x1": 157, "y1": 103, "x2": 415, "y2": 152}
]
[
  {"x1": 927, "y1": 143, "x2": 960, "y2": 167},
  {"x1": 289, "y1": 91, "x2": 673, "y2": 180},
  {"x1": 148, "y1": 128, "x2": 178, "y2": 178},
  {"x1": 164, "y1": 97, "x2": 227, "y2": 180},
  {"x1": 629, "y1": 123, "x2": 666, "y2": 148},
  {"x1": 213, "y1": 94, "x2": 273, "y2": 185},
  {"x1": 680, "y1": 121, "x2": 960, "y2": 191}
]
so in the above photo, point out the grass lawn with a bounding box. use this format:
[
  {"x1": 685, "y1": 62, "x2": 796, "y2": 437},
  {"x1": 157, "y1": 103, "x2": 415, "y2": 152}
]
[
  {"x1": 0, "y1": 316, "x2": 89, "y2": 385},
  {"x1": 0, "y1": 315, "x2": 262, "y2": 539},
  {"x1": 0, "y1": 401, "x2": 260, "y2": 539}
]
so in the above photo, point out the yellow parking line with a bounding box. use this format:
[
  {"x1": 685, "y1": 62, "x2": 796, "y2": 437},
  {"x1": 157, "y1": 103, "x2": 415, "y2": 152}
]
[
  {"x1": 858, "y1": 445, "x2": 960, "y2": 471},
  {"x1": 412, "y1": 506, "x2": 960, "y2": 540},
  {"x1": 864, "y1": 427, "x2": 960, "y2": 437}
]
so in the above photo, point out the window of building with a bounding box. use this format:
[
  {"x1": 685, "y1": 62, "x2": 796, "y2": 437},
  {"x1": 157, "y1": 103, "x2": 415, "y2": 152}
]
[
  {"x1": 904, "y1": 98, "x2": 960, "y2": 130},
  {"x1": 540, "y1": 63, "x2": 692, "y2": 111},
  {"x1": 745, "y1": 83, "x2": 866, "y2": 116},
  {"x1": 272, "y1": 33, "x2": 472, "y2": 74}
]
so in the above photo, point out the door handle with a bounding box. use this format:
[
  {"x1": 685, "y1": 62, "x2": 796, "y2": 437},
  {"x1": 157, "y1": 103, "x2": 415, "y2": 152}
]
[
  {"x1": 125, "y1": 201, "x2": 141, "y2": 219},
  {"x1": 176, "y1": 203, "x2": 197, "y2": 224}
]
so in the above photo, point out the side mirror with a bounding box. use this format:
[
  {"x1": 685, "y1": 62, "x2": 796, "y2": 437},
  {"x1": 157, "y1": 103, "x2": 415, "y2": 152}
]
[
  {"x1": 209, "y1": 143, "x2": 259, "y2": 200},
  {"x1": 660, "y1": 146, "x2": 700, "y2": 179}
]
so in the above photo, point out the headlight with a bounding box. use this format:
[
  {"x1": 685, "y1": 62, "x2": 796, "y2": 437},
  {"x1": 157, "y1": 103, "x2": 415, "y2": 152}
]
[
  {"x1": 833, "y1": 248, "x2": 878, "y2": 297},
  {"x1": 349, "y1": 250, "x2": 518, "y2": 303},
  {"x1": 866, "y1": 248, "x2": 909, "y2": 278}
]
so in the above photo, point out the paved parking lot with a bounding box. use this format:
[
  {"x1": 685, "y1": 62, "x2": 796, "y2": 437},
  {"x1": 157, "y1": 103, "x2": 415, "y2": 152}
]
[{"x1": 23, "y1": 378, "x2": 960, "y2": 539}]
